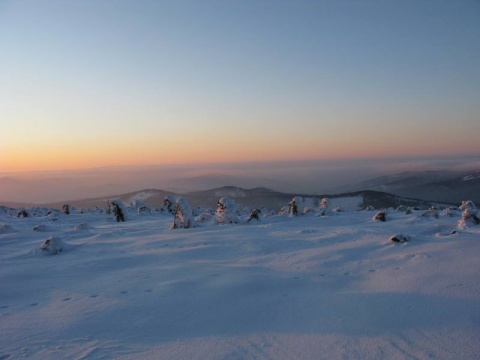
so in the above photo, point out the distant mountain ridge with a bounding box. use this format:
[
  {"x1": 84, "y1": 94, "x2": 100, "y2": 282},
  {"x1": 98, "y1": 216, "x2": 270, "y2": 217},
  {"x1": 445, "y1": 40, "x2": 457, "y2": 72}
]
[
  {"x1": 351, "y1": 170, "x2": 480, "y2": 205},
  {"x1": 0, "y1": 186, "x2": 449, "y2": 212}
]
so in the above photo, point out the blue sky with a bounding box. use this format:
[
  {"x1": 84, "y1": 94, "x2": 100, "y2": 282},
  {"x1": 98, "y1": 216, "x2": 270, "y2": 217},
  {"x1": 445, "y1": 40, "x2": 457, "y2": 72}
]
[{"x1": 1, "y1": 0, "x2": 479, "y2": 172}]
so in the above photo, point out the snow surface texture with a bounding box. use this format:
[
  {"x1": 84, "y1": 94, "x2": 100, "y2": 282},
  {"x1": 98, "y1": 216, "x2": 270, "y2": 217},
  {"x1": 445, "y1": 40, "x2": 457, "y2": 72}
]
[{"x1": 1, "y1": 205, "x2": 479, "y2": 359}]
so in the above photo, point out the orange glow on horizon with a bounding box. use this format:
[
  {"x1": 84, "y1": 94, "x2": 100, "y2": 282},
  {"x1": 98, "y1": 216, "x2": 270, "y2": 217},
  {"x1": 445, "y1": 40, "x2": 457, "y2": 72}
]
[{"x1": 2, "y1": 134, "x2": 473, "y2": 174}]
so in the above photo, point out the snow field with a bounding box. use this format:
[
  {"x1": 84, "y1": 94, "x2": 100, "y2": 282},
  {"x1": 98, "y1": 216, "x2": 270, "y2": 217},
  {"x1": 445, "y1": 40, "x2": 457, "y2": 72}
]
[{"x1": 0, "y1": 208, "x2": 479, "y2": 359}]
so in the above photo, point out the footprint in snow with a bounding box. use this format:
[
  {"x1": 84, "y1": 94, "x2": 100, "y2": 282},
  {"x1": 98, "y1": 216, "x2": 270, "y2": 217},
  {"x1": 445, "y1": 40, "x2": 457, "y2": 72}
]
[
  {"x1": 62, "y1": 297, "x2": 72, "y2": 301},
  {"x1": 89, "y1": 294, "x2": 98, "y2": 298},
  {"x1": 30, "y1": 303, "x2": 38, "y2": 307}
]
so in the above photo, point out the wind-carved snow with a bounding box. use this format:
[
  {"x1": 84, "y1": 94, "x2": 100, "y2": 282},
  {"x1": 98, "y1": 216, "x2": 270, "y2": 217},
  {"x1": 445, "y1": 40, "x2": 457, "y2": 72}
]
[{"x1": 0, "y1": 204, "x2": 479, "y2": 359}]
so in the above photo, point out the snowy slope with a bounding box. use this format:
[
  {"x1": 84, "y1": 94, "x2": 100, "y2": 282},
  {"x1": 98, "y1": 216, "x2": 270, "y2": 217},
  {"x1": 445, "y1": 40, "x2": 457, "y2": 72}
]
[{"x1": 1, "y1": 207, "x2": 479, "y2": 359}]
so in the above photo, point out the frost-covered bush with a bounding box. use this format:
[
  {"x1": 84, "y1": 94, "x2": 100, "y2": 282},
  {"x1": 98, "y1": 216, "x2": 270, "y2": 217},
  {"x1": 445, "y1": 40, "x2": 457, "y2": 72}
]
[
  {"x1": 373, "y1": 211, "x2": 386, "y2": 222},
  {"x1": 440, "y1": 207, "x2": 457, "y2": 217},
  {"x1": 319, "y1": 198, "x2": 333, "y2": 216},
  {"x1": 38, "y1": 236, "x2": 68, "y2": 255},
  {"x1": 172, "y1": 197, "x2": 195, "y2": 229},
  {"x1": 62, "y1": 204, "x2": 70, "y2": 215},
  {"x1": 17, "y1": 209, "x2": 28, "y2": 218},
  {"x1": 247, "y1": 208, "x2": 261, "y2": 222},
  {"x1": 288, "y1": 196, "x2": 316, "y2": 216},
  {"x1": 216, "y1": 197, "x2": 239, "y2": 224},
  {"x1": 389, "y1": 233, "x2": 410, "y2": 243},
  {"x1": 421, "y1": 208, "x2": 439, "y2": 219}
]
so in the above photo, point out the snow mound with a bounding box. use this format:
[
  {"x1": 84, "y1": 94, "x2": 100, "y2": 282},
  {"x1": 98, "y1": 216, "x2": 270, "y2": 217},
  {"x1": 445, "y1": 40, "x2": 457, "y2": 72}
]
[
  {"x1": 298, "y1": 229, "x2": 318, "y2": 234},
  {"x1": 0, "y1": 223, "x2": 15, "y2": 234},
  {"x1": 33, "y1": 224, "x2": 50, "y2": 232},
  {"x1": 74, "y1": 223, "x2": 92, "y2": 231}
]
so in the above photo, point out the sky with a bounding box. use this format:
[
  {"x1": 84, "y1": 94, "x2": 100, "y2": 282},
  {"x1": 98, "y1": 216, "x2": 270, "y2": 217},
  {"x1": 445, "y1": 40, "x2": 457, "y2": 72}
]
[
  {"x1": 1, "y1": 1, "x2": 480, "y2": 203},
  {"x1": 1, "y1": 0, "x2": 479, "y2": 173}
]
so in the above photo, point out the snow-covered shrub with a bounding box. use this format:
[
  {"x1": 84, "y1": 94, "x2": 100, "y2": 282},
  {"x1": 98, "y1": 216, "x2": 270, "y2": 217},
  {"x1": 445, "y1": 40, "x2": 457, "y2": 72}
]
[
  {"x1": 47, "y1": 212, "x2": 58, "y2": 221},
  {"x1": 38, "y1": 236, "x2": 68, "y2": 255},
  {"x1": 17, "y1": 209, "x2": 28, "y2": 218},
  {"x1": 172, "y1": 197, "x2": 195, "y2": 229},
  {"x1": 421, "y1": 208, "x2": 439, "y2": 219},
  {"x1": 289, "y1": 198, "x2": 299, "y2": 216},
  {"x1": 440, "y1": 207, "x2": 457, "y2": 217},
  {"x1": 62, "y1": 204, "x2": 70, "y2": 215},
  {"x1": 319, "y1": 198, "x2": 333, "y2": 216},
  {"x1": 247, "y1": 208, "x2": 261, "y2": 222},
  {"x1": 373, "y1": 211, "x2": 386, "y2": 222},
  {"x1": 288, "y1": 196, "x2": 316, "y2": 216},
  {"x1": 396, "y1": 205, "x2": 408, "y2": 212},
  {"x1": 364, "y1": 205, "x2": 376, "y2": 211},
  {"x1": 389, "y1": 233, "x2": 410, "y2": 243},
  {"x1": 216, "y1": 197, "x2": 239, "y2": 224}
]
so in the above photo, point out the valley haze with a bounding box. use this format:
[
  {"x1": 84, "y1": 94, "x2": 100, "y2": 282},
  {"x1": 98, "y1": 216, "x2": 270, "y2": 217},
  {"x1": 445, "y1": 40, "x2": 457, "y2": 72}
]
[{"x1": 1, "y1": 156, "x2": 479, "y2": 206}]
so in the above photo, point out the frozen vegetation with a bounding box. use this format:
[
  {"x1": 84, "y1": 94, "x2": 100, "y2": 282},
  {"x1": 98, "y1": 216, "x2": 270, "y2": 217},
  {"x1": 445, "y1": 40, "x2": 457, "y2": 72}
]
[{"x1": 0, "y1": 196, "x2": 479, "y2": 359}]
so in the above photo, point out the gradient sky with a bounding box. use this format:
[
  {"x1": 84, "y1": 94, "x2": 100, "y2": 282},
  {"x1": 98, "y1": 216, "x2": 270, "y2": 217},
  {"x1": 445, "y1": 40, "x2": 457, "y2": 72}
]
[{"x1": 1, "y1": 0, "x2": 480, "y2": 172}]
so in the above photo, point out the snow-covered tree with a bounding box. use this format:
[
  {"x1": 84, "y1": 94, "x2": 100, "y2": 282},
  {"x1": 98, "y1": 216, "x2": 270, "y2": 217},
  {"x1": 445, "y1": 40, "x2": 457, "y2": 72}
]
[
  {"x1": 109, "y1": 199, "x2": 126, "y2": 222},
  {"x1": 172, "y1": 197, "x2": 195, "y2": 229},
  {"x1": 163, "y1": 195, "x2": 176, "y2": 214},
  {"x1": 460, "y1": 200, "x2": 476, "y2": 211},
  {"x1": 216, "y1": 197, "x2": 238, "y2": 224}
]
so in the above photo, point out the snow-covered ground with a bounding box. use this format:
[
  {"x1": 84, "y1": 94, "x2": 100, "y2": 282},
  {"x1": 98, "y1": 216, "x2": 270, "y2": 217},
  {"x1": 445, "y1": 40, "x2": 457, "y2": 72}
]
[{"x1": 1, "y1": 206, "x2": 479, "y2": 359}]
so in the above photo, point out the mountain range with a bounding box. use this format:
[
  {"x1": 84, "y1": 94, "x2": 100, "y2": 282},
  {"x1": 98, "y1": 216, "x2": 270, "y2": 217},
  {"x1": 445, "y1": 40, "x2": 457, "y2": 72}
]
[{"x1": 1, "y1": 169, "x2": 478, "y2": 211}]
